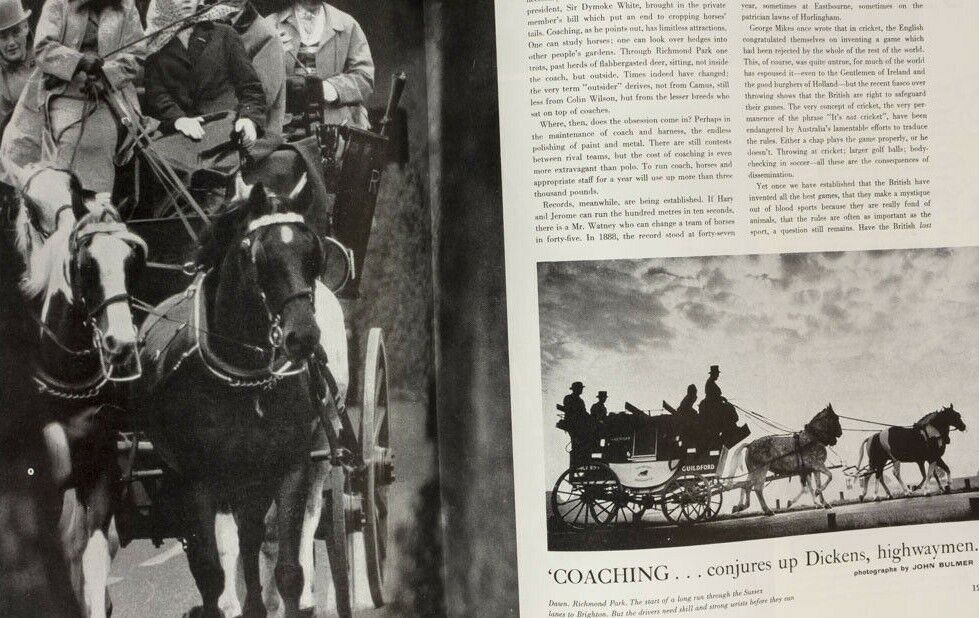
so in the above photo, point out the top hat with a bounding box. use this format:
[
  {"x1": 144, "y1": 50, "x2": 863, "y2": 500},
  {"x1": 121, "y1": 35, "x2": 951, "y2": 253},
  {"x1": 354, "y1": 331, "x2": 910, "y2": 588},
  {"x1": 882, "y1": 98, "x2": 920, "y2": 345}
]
[
  {"x1": 0, "y1": 0, "x2": 29, "y2": 32},
  {"x1": 597, "y1": 391, "x2": 607, "y2": 398},
  {"x1": 709, "y1": 365, "x2": 720, "y2": 373},
  {"x1": 570, "y1": 381, "x2": 583, "y2": 390}
]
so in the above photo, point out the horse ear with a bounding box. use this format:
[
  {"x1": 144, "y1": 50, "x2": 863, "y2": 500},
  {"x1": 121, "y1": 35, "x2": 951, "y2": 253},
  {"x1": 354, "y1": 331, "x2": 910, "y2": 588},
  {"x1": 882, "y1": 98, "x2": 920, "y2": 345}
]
[
  {"x1": 247, "y1": 183, "x2": 273, "y2": 216},
  {"x1": 287, "y1": 172, "x2": 308, "y2": 203}
]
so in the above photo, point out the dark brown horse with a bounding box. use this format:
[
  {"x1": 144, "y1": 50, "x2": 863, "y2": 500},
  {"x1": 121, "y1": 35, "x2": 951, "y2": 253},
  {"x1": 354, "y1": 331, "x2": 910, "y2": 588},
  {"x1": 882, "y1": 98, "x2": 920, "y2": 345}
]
[
  {"x1": 136, "y1": 183, "x2": 326, "y2": 618},
  {"x1": 729, "y1": 404, "x2": 842, "y2": 516},
  {"x1": 858, "y1": 405, "x2": 966, "y2": 500}
]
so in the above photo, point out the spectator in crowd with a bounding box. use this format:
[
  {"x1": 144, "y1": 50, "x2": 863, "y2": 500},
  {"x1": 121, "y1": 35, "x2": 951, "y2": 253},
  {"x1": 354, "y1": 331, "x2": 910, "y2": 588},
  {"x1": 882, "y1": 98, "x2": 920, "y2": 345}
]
[
  {"x1": 0, "y1": 0, "x2": 32, "y2": 139},
  {"x1": 0, "y1": 0, "x2": 32, "y2": 207}
]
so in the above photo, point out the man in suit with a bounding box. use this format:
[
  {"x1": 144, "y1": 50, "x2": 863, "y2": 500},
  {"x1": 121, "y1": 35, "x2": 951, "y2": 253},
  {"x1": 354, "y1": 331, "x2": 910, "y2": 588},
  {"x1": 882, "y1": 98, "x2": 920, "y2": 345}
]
[
  {"x1": 267, "y1": 0, "x2": 373, "y2": 129},
  {"x1": 590, "y1": 390, "x2": 608, "y2": 422}
]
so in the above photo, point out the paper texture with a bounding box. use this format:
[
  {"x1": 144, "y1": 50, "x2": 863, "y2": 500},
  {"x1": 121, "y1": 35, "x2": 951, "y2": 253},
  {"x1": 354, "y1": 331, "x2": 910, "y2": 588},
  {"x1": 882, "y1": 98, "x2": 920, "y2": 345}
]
[{"x1": 497, "y1": 1, "x2": 979, "y2": 615}]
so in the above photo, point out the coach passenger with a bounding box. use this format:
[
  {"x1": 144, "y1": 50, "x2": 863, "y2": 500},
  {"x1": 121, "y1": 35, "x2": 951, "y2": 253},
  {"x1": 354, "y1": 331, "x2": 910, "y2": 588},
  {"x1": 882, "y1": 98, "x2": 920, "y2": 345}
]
[
  {"x1": 143, "y1": 0, "x2": 266, "y2": 147},
  {"x1": 267, "y1": 0, "x2": 373, "y2": 129}
]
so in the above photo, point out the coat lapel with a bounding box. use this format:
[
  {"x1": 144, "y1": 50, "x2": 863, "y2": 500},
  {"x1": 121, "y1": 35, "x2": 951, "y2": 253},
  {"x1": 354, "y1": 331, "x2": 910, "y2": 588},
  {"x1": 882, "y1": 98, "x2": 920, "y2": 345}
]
[{"x1": 313, "y1": 3, "x2": 343, "y2": 52}]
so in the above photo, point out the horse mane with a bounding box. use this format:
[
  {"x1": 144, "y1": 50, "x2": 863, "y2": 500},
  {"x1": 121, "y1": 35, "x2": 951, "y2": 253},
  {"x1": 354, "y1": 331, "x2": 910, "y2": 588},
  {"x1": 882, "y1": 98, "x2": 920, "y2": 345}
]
[
  {"x1": 15, "y1": 203, "x2": 73, "y2": 301},
  {"x1": 195, "y1": 188, "x2": 290, "y2": 271},
  {"x1": 194, "y1": 200, "x2": 251, "y2": 271}
]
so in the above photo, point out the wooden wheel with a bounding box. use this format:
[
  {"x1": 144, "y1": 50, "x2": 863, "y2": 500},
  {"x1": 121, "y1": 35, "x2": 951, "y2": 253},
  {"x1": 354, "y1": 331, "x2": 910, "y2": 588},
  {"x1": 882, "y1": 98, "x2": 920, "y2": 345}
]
[
  {"x1": 660, "y1": 479, "x2": 685, "y2": 523},
  {"x1": 324, "y1": 467, "x2": 354, "y2": 618},
  {"x1": 550, "y1": 463, "x2": 617, "y2": 529},
  {"x1": 360, "y1": 327, "x2": 391, "y2": 607}
]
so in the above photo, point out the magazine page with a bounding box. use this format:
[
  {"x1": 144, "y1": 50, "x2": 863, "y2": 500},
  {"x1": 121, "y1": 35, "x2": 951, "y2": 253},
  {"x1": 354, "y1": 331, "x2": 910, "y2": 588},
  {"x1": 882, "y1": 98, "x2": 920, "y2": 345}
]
[
  {"x1": 496, "y1": 0, "x2": 979, "y2": 616},
  {"x1": 0, "y1": 0, "x2": 439, "y2": 616}
]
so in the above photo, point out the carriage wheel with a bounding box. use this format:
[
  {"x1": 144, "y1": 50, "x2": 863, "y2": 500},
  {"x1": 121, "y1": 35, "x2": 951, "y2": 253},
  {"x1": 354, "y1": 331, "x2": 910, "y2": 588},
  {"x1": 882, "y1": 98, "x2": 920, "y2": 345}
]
[
  {"x1": 679, "y1": 477, "x2": 721, "y2": 522},
  {"x1": 360, "y1": 327, "x2": 391, "y2": 607},
  {"x1": 660, "y1": 480, "x2": 686, "y2": 523},
  {"x1": 591, "y1": 488, "x2": 641, "y2": 526},
  {"x1": 324, "y1": 467, "x2": 354, "y2": 618},
  {"x1": 551, "y1": 463, "x2": 618, "y2": 529},
  {"x1": 661, "y1": 476, "x2": 715, "y2": 523}
]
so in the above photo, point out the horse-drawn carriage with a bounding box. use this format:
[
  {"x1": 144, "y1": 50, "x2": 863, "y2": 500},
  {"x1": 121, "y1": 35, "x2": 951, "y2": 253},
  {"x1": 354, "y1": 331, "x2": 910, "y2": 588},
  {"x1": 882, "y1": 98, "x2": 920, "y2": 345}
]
[
  {"x1": 108, "y1": 73, "x2": 406, "y2": 616},
  {"x1": 552, "y1": 403, "x2": 728, "y2": 528},
  {"x1": 552, "y1": 400, "x2": 848, "y2": 529},
  {"x1": 6, "y1": 53, "x2": 407, "y2": 614}
]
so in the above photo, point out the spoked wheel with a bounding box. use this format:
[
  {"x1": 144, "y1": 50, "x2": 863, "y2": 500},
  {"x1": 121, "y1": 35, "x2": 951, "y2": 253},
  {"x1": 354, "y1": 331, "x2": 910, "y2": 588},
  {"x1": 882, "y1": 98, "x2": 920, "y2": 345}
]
[
  {"x1": 360, "y1": 327, "x2": 392, "y2": 607},
  {"x1": 680, "y1": 476, "x2": 722, "y2": 522},
  {"x1": 324, "y1": 466, "x2": 355, "y2": 618},
  {"x1": 551, "y1": 463, "x2": 619, "y2": 529},
  {"x1": 592, "y1": 489, "x2": 642, "y2": 526},
  {"x1": 660, "y1": 480, "x2": 686, "y2": 523}
]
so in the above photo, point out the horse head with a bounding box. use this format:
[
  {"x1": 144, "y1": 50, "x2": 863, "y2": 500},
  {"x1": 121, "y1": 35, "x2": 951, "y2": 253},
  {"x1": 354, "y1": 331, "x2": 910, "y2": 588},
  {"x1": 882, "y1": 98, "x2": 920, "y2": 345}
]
[
  {"x1": 17, "y1": 169, "x2": 147, "y2": 382},
  {"x1": 202, "y1": 179, "x2": 324, "y2": 365},
  {"x1": 68, "y1": 196, "x2": 148, "y2": 381},
  {"x1": 936, "y1": 404, "x2": 966, "y2": 433},
  {"x1": 806, "y1": 403, "x2": 843, "y2": 446}
]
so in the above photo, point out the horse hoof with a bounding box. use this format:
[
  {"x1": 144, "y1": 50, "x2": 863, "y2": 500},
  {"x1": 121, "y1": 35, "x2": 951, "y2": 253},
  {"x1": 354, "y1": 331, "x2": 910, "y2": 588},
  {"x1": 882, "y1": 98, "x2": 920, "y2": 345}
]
[
  {"x1": 297, "y1": 608, "x2": 315, "y2": 618},
  {"x1": 763, "y1": 510, "x2": 774, "y2": 517},
  {"x1": 786, "y1": 501, "x2": 793, "y2": 508}
]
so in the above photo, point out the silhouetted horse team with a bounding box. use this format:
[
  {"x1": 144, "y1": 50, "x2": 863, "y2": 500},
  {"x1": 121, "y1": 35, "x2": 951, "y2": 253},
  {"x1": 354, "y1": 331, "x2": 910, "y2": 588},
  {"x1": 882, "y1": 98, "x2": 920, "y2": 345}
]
[{"x1": 559, "y1": 378, "x2": 970, "y2": 523}]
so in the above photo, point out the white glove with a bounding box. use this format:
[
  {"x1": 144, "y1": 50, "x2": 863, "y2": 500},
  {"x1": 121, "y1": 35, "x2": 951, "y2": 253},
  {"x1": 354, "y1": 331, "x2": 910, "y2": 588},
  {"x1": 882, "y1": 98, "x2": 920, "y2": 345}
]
[
  {"x1": 322, "y1": 80, "x2": 339, "y2": 103},
  {"x1": 175, "y1": 116, "x2": 204, "y2": 140},
  {"x1": 235, "y1": 117, "x2": 257, "y2": 147}
]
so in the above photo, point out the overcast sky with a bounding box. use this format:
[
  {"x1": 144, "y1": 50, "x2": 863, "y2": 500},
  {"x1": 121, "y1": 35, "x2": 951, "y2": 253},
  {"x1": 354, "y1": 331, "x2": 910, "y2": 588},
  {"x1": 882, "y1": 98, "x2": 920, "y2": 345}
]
[{"x1": 538, "y1": 249, "x2": 979, "y2": 506}]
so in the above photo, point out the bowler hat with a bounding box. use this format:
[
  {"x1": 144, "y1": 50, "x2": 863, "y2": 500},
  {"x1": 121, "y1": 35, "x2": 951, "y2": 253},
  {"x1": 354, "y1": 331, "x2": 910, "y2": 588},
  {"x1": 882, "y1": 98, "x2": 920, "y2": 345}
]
[
  {"x1": 0, "y1": 0, "x2": 29, "y2": 32},
  {"x1": 570, "y1": 381, "x2": 583, "y2": 390}
]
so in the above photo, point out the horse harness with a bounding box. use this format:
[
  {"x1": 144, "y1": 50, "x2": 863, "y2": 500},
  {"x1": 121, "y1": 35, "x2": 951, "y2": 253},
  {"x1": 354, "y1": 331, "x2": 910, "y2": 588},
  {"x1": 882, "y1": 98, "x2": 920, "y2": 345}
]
[{"x1": 33, "y1": 214, "x2": 148, "y2": 399}]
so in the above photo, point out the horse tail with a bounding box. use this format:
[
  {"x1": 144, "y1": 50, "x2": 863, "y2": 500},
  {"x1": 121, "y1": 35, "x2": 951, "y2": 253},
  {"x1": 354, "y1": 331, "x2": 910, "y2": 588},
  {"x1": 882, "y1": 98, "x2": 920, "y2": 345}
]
[
  {"x1": 724, "y1": 442, "x2": 750, "y2": 479},
  {"x1": 856, "y1": 435, "x2": 872, "y2": 474}
]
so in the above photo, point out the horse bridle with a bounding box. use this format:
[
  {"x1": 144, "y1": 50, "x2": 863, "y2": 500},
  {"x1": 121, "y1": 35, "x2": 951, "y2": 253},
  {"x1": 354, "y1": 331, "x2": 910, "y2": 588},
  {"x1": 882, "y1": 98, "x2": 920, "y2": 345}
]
[
  {"x1": 68, "y1": 217, "x2": 148, "y2": 383},
  {"x1": 242, "y1": 212, "x2": 320, "y2": 378}
]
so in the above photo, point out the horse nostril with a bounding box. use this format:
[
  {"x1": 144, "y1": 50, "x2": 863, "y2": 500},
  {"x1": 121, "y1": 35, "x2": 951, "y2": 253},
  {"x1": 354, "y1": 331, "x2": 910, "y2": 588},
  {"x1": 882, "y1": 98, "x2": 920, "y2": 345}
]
[{"x1": 104, "y1": 334, "x2": 119, "y2": 353}]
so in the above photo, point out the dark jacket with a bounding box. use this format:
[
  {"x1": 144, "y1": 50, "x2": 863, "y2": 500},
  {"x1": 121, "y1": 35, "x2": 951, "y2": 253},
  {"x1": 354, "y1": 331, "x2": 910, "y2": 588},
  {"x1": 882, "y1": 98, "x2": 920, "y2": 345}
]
[{"x1": 144, "y1": 21, "x2": 266, "y2": 132}]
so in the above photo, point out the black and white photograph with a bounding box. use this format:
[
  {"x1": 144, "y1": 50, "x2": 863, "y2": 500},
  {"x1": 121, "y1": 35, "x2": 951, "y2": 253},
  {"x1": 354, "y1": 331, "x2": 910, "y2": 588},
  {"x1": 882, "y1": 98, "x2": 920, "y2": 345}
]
[
  {"x1": 540, "y1": 250, "x2": 979, "y2": 551},
  {"x1": 0, "y1": 0, "x2": 440, "y2": 616}
]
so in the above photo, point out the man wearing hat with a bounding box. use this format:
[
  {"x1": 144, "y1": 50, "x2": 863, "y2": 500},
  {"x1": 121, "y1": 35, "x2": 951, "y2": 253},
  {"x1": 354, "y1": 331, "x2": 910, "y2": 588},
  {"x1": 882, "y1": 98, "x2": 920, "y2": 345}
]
[
  {"x1": 590, "y1": 390, "x2": 609, "y2": 422},
  {"x1": 0, "y1": 0, "x2": 30, "y2": 154},
  {"x1": 560, "y1": 381, "x2": 590, "y2": 463},
  {"x1": 700, "y1": 364, "x2": 750, "y2": 448}
]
